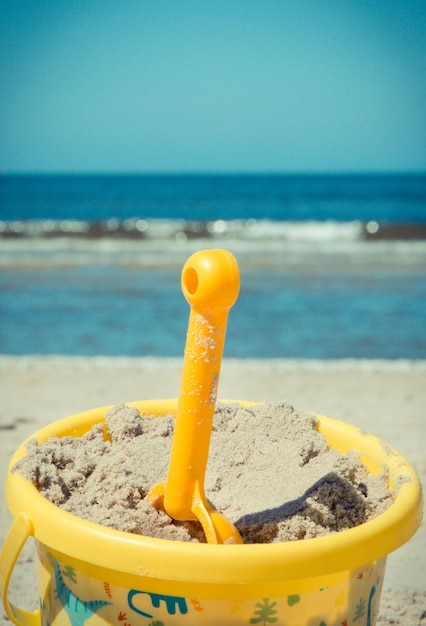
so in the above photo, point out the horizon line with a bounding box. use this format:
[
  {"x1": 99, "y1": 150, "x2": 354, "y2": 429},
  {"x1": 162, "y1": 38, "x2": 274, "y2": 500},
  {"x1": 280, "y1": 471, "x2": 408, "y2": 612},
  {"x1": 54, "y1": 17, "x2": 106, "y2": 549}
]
[{"x1": 1, "y1": 170, "x2": 426, "y2": 177}]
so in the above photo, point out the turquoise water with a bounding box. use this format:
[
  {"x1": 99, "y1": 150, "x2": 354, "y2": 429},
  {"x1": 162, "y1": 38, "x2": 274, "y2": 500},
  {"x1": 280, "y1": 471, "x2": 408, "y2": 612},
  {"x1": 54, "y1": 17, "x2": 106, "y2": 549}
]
[
  {"x1": 1, "y1": 173, "x2": 425, "y2": 358},
  {"x1": 1, "y1": 264, "x2": 425, "y2": 359}
]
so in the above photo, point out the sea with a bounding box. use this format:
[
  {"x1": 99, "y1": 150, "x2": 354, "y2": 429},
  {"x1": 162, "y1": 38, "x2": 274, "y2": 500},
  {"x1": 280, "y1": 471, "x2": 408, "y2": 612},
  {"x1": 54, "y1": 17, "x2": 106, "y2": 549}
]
[{"x1": 1, "y1": 173, "x2": 426, "y2": 359}]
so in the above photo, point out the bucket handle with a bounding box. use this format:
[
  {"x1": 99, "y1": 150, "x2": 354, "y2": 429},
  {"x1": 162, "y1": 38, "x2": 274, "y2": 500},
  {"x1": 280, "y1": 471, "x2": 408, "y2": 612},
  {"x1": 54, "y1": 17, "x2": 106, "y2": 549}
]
[{"x1": 0, "y1": 513, "x2": 40, "y2": 626}]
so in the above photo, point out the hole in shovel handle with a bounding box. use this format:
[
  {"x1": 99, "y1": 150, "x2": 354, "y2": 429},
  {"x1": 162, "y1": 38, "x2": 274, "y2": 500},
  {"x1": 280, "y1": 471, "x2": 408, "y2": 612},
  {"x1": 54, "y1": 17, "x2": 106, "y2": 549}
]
[{"x1": 183, "y1": 266, "x2": 199, "y2": 295}]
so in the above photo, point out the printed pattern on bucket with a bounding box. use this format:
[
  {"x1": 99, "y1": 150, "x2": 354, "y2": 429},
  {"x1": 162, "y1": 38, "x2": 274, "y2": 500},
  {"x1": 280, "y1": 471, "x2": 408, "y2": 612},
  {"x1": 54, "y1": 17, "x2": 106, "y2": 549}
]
[{"x1": 36, "y1": 545, "x2": 386, "y2": 626}]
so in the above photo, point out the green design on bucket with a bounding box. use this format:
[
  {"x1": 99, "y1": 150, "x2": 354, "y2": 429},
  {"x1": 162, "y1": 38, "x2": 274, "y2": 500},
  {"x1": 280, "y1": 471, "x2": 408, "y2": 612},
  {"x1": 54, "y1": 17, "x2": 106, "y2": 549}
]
[
  {"x1": 249, "y1": 598, "x2": 278, "y2": 624},
  {"x1": 63, "y1": 565, "x2": 78, "y2": 584},
  {"x1": 287, "y1": 594, "x2": 301, "y2": 606},
  {"x1": 48, "y1": 555, "x2": 111, "y2": 625},
  {"x1": 353, "y1": 596, "x2": 366, "y2": 621}
]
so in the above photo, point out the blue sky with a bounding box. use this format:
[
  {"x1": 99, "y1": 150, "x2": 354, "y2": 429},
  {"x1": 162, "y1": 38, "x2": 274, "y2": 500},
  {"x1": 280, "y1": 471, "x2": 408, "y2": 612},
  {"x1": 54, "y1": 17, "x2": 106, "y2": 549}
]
[{"x1": 1, "y1": 1, "x2": 425, "y2": 173}]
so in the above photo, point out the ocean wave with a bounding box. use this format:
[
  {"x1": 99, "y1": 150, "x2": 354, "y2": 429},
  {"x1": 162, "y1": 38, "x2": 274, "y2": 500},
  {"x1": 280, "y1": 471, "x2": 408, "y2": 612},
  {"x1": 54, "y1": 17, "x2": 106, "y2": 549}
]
[{"x1": 1, "y1": 217, "x2": 426, "y2": 243}]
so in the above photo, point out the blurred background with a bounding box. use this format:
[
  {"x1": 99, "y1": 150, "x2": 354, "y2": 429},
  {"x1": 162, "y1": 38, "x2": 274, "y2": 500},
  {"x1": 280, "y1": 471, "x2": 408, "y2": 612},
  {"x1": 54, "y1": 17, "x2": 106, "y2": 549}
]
[{"x1": 1, "y1": 1, "x2": 425, "y2": 358}]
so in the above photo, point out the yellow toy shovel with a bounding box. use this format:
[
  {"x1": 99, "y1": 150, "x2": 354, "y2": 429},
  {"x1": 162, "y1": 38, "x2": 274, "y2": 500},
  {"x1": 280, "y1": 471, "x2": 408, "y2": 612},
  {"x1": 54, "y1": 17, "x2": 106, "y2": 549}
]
[{"x1": 148, "y1": 249, "x2": 243, "y2": 544}]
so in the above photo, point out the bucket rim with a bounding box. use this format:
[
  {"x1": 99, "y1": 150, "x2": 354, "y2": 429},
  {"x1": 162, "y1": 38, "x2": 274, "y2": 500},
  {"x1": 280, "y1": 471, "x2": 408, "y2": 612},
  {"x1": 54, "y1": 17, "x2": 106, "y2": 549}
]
[{"x1": 5, "y1": 399, "x2": 423, "y2": 585}]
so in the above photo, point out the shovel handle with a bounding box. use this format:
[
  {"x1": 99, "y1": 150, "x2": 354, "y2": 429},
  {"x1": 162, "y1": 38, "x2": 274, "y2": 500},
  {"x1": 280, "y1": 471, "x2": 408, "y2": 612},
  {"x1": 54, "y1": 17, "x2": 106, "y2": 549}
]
[{"x1": 163, "y1": 249, "x2": 240, "y2": 521}]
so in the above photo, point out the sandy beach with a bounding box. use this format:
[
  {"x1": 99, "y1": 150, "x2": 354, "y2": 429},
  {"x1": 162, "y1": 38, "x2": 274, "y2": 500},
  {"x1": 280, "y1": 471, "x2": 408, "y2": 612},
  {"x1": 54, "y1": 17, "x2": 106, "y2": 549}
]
[{"x1": 1, "y1": 355, "x2": 425, "y2": 624}]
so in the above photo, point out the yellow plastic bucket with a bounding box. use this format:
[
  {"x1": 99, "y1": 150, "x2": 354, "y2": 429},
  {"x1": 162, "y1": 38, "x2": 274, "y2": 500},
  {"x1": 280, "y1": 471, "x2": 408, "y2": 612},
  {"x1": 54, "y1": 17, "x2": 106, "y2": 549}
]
[{"x1": 0, "y1": 400, "x2": 423, "y2": 626}]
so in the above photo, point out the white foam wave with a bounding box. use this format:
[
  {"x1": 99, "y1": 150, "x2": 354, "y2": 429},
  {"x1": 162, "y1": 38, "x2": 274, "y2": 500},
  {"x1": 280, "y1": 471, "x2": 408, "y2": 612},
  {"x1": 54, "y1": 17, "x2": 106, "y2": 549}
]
[
  {"x1": 239, "y1": 219, "x2": 363, "y2": 241},
  {"x1": 0, "y1": 218, "x2": 363, "y2": 241},
  {"x1": 1, "y1": 220, "x2": 425, "y2": 269}
]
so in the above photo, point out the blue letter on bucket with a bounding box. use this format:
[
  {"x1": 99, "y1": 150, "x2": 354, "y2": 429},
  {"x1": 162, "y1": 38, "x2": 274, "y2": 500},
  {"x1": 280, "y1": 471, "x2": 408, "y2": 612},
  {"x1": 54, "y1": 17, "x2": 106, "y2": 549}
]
[{"x1": 128, "y1": 589, "x2": 188, "y2": 619}]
